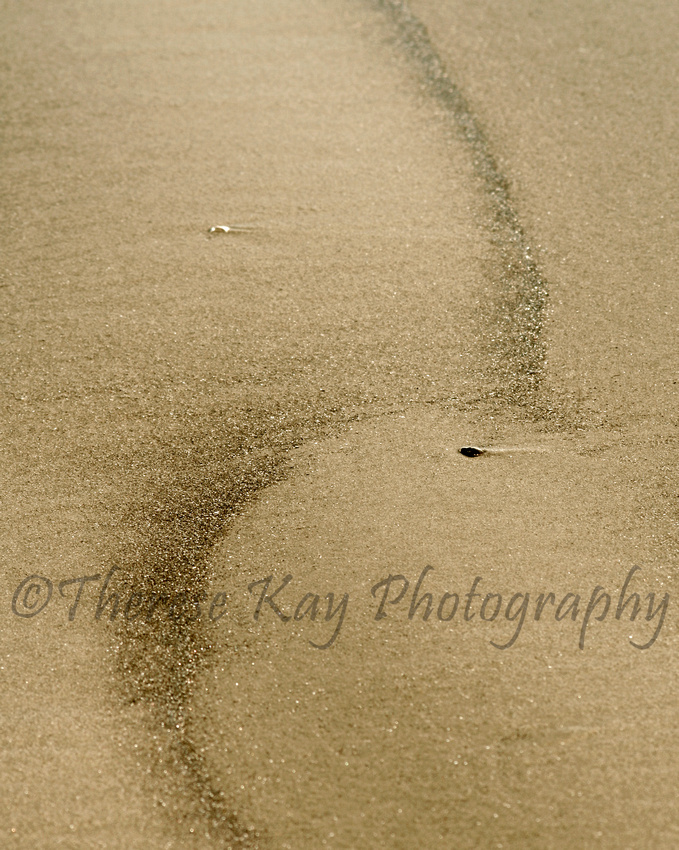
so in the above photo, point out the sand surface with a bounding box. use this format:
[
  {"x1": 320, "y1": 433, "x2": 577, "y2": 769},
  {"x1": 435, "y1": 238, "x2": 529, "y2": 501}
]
[{"x1": 2, "y1": 0, "x2": 678, "y2": 847}]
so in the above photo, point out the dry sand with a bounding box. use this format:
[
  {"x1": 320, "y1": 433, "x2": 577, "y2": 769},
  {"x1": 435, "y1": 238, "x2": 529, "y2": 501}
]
[{"x1": 2, "y1": 0, "x2": 678, "y2": 847}]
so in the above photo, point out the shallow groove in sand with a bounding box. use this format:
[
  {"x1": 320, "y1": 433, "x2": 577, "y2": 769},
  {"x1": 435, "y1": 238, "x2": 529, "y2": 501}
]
[{"x1": 375, "y1": 0, "x2": 551, "y2": 414}]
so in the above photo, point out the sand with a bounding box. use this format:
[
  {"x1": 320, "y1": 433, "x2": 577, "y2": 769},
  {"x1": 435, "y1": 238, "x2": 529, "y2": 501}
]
[{"x1": 2, "y1": 0, "x2": 678, "y2": 847}]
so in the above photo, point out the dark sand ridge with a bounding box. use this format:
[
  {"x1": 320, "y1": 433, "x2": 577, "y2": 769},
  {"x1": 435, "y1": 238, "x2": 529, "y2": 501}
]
[
  {"x1": 192, "y1": 3, "x2": 679, "y2": 847},
  {"x1": 2, "y1": 0, "x2": 679, "y2": 848}
]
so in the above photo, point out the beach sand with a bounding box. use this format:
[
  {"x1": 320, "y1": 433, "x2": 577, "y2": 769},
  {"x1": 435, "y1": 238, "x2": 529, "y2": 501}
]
[{"x1": 2, "y1": 0, "x2": 678, "y2": 846}]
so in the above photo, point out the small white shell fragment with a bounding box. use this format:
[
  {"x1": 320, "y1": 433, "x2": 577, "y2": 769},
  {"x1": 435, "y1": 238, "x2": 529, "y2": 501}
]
[{"x1": 208, "y1": 224, "x2": 256, "y2": 234}]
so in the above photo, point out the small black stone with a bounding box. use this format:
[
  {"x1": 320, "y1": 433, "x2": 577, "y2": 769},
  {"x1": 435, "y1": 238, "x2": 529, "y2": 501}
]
[{"x1": 459, "y1": 446, "x2": 485, "y2": 457}]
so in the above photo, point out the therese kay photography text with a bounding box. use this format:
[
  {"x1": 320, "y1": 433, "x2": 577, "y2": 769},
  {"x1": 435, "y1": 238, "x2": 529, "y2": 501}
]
[{"x1": 10, "y1": 565, "x2": 669, "y2": 651}]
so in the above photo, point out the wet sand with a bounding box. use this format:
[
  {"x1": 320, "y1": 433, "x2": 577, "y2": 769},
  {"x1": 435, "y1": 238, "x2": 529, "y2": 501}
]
[{"x1": 2, "y1": 0, "x2": 678, "y2": 847}]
